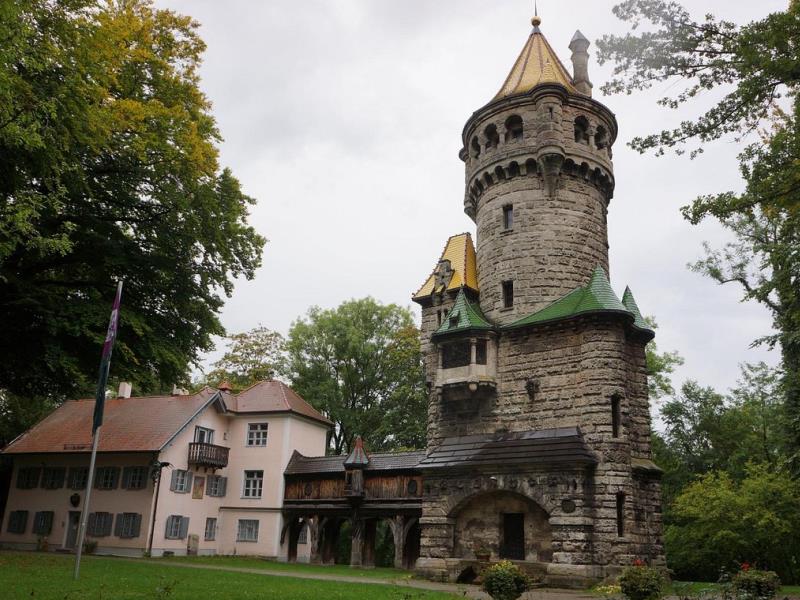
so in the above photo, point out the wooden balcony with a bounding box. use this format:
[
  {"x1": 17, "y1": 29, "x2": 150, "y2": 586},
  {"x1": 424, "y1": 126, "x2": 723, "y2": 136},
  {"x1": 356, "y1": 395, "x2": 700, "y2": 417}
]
[{"x1": 188, "y1": 442, "x2": 229, "y2": 469}]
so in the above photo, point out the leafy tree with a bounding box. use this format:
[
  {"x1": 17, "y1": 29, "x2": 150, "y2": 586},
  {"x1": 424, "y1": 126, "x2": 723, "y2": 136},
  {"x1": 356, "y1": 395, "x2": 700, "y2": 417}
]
[
  {"x1": 206, "y1": 326, "x2": 286, "y2": 391},
  {"x1": 597, "y1": 1, "x2": 800, "y2": 463},
  {"x1": 0, "y1": 0, "x2": 264, "y2": 401},
  {"x1": 0, "y1": 392, "x2": 55, "y2": 448},
  {"x1": 285, "y1": 298, "x2": 427, "y2": 455},
  {"x1": 665, "y1": 464, "x2": 800, "y2": 583},
  {"x1": 644, "y1": 316, "x2": 684, "y2": 400}
]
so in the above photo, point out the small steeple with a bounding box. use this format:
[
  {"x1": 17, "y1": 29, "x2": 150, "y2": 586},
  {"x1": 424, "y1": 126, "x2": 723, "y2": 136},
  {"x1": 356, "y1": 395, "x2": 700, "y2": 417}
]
[
  {"x1": 493, "y1": 13, "x2": 578, "y2": 101},
  {"x1": 344, "y1": 436, "x2": 370, "y2": 468}
]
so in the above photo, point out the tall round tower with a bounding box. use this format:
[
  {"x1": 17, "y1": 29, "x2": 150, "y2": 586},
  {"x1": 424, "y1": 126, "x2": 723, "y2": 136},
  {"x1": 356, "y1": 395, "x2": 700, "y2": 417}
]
[{"x1": 460, "y1": 18, "x2": 616, "y2": 323}]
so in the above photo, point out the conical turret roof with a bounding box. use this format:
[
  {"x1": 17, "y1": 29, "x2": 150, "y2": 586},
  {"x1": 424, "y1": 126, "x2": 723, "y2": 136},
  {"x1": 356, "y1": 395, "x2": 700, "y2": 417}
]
[{"x1": 493, "y1": 18, "x2": 577, "y2": 101}]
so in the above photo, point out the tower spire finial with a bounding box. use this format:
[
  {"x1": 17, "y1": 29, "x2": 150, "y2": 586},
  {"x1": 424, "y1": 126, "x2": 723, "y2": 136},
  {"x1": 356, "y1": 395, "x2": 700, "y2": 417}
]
[{"x1": 531, "y1": 1, "x2": 542, "y2": 28}]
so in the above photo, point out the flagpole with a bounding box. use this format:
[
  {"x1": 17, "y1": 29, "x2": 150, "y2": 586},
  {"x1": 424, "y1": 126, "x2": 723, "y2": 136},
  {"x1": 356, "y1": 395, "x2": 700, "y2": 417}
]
[{"x1": 74, "y1": 280, "x2": 123, "y2": 580}]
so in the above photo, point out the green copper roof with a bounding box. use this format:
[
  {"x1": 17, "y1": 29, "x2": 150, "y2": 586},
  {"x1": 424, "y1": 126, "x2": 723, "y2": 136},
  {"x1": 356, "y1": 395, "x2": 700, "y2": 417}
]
[
  {"x1": 621, "y1": 286, "x2": 654, "y2": 334},
  {"x1": 433, "y1": 288, "x2": 493, "y2": 338},
  {"x1": 507, "y1": 267, "x2": 630, "y2": 329}
]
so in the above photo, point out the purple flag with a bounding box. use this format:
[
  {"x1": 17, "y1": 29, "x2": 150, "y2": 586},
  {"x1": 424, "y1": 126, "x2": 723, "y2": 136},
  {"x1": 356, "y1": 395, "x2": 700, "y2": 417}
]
[{"x1": 92, "y1": 281, "x2": 123, "y2": 433}]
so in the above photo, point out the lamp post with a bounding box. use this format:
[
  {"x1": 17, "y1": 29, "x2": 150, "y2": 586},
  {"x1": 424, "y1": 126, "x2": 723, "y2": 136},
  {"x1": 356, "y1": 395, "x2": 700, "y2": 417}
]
[{"x1": 146, "y1": 460, "x2": 171, "y2": 556}]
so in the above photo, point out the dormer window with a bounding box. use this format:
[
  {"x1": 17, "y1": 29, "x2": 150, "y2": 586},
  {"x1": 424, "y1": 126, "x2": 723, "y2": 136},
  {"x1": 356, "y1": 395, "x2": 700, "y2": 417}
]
[{"x1": 449, "y1": 315, "x2": 458, "y2": 328}]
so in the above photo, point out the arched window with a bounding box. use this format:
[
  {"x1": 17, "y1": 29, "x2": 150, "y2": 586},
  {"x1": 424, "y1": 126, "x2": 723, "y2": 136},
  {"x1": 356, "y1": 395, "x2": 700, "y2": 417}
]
[
  {"x1": 508, "y1": 161, "x2": 520, "y2": 177},
  {"x1": 504, "y1": 115, "x2": 523, "y2": 142},
  {"x1": 595, "y1": 125, "x2": 608, "y2": 150},
  {"x1": 574, "y1": 116, "x2": 590, "y2": 145},
  {"x1": 494, "y1": 165, "x2": 506, "y2": 181},
  {"x1": 471, "y1": 136, "x2": 481, "y2": 159},
  {"x1": 484, "y1": 124, "x2": 499, "y2": 150}
]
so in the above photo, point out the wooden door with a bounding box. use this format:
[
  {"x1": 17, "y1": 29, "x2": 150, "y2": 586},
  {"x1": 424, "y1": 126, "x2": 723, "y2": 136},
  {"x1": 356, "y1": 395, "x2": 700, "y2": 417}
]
[{"x1": 501, "y1": 513, "x2": 525, "y2": 560}]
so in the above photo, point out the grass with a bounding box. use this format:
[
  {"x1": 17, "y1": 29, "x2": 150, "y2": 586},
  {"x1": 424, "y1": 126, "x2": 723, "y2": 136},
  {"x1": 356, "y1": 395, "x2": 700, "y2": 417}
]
[
  {"x1": 158, "y1": 554, "x2": 408, "y2": 580},
  {"x1": 0, "y1": 551, "x2": 459, "y2": 600},
  {"x1": 670, "y1": 581, "x2": 800, "y2": 597}
]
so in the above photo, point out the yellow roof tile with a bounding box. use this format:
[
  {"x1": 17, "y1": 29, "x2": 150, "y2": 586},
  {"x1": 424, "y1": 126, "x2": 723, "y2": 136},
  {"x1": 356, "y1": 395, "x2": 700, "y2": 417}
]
[
  {"x1": 493, "y1": 25, "x2": 577, "y2": 101},
  {"x1": 413, "y1": 233, "x2": 479, "y2": 301}
]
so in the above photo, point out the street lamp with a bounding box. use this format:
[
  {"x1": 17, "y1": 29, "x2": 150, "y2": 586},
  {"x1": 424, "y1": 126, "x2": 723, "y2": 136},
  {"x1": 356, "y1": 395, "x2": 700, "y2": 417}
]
[{"x1": 146, "y1": 460, "x2": 171, "y2": 556}]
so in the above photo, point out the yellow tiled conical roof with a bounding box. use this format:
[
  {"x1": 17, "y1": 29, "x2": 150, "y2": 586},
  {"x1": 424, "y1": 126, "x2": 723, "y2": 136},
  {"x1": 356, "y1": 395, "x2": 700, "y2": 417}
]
[
  {"x1": 493, "y1": 19, "x2": 577, "y2": 101},
  {"x1": 413, "y1": 233, "x2": 479, "y2": 301}
]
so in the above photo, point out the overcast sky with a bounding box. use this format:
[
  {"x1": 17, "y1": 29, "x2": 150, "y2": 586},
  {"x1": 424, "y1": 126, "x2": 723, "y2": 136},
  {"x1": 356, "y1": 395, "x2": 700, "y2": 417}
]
[{"x1": 158, "y1": 0, "x2": 784, "y2": 398}]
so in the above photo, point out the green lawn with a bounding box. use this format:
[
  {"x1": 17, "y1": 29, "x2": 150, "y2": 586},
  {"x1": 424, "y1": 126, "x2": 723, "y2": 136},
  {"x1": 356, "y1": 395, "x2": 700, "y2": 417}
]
[
  {"x1": 0, "y1": 552, "x2": 458, "y2": 600},
  {"x1": 671, "y1": 581, "x2": 800, "y2": 597},
  {"x1": 159, "y1": 554, "x2": 408, "y2": 580}
]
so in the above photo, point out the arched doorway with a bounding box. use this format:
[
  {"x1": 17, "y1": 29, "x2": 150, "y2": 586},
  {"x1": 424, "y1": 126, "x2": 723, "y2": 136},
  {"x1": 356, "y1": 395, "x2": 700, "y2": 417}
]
[{"x1": 451, "y1": 491, "x2": 552, "y2": 562}]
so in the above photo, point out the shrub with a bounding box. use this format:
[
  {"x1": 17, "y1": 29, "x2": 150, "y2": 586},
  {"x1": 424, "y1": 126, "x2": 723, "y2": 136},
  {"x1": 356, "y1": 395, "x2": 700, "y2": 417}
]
[
  {"x1": 482, "y1": 560, "x2": 531, "y2": 600},
  {"x1": 618, "y1": 564, "x2": 666, "y2": 600},
  {"x1": 82, "y1": 539, "x2": 97, "y2": 554},
  {"x1": 732, "y1": 568, "x2": 781, "y2": 600}
]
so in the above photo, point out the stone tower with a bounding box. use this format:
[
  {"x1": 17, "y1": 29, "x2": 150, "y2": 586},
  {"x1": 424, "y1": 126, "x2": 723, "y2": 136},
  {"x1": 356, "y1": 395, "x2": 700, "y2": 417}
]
[{"x1": 412, "y1": 15, "x2": 665, "y2": 586}]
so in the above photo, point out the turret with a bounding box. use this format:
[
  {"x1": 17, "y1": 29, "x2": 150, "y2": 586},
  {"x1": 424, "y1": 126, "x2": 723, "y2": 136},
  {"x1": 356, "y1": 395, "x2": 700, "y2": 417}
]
[
  {"x1": 569, "y1": 30, "x2": 592, "y2": 96},
  {"x1": 460, "y1": 16, "x2": 616, "y2": 323}
]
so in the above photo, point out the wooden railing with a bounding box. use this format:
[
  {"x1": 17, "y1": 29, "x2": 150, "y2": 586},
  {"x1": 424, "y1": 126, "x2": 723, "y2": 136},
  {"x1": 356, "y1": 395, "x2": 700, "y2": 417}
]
[{"x1": 188, "y1": 442, "x2": 229, "y2": 468}]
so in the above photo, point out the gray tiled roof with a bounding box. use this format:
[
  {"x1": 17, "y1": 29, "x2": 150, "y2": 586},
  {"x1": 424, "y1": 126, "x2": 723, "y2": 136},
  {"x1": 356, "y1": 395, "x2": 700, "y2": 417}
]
[
  {"x1": 419, "y1": 427, "x2": 597, "y2": 469},
  {"x1": 284, "y1": 450, "x2": 427, "y2": 476}
]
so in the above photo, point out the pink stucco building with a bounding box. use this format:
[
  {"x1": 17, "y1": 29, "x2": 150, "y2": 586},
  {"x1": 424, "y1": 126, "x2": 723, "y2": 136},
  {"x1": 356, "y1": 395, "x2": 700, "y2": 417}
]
[{"x1": 0, "y1": 381, "x2": 330, "y2": 558}]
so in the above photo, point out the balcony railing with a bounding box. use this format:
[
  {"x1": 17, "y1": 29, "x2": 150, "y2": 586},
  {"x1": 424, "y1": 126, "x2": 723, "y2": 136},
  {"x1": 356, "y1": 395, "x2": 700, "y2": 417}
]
[{"x1": 188, "y1": 442, "x2": 229, "y2": 469}]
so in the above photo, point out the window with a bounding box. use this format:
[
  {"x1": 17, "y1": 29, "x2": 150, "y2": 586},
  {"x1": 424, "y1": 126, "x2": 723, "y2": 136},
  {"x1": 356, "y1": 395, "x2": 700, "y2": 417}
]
[
  {"x1": 95, "y1": 466, "x2": 120, "y2": 490},
  {"x1": 115, "y1": 513, "x2": 142, "y2": 538},
  {"x1": 205, "y1": 517, "x2": 217, "y2": 541},
  {"x1": 436, "y1": 310, "x2": 442, "y2": 326},
  {"x1": 441, "y1": 341, "x2": 471, "y2": 369},
  {"x1": 170, "y1": 469, "x2": 192, "y2": 493},
  {"x1": 470, "y1": 136, "x2": 481, "y2": 159},
  {"x1": 237, "y1": 519, "x2": 259, "y2": 542},
  {"x1": 502, "y1": 281, "x2": 514, "y2": 308},
  {"x1": 247, "y1": 423, "x2": 269, "y2": 447},
  {"x1": 504, "y1": 115, "x2": 523, "y2": 142},
  {"x1": 243, "y1": 470, "x2": 263, "y2": 498},
  {"x1": 476, "y1": 339, "x2": 488, "y2": 365},
  {"x1": 16, "y1": 467, "x2": 41, "y2": 489},
  {"x1": 87, "y1": 512, "x2": 113, "y2": 537},
  {"x1": 122, "y1": 466, "x2": 148, "y2": 490},
  {"x1": 165, "y1": 515, "x2": 189, "y2": 540},
  {"x1": 297, "y1": 524, "x2": 308, "y2": 544},
  {"x1": 595, "y1": 125, "x2": 608, "y2": 150},
  {"x1": 194, "y1": 426, "x2": 214, "y2": 444},
  {"x1": 41, "y1": 467, "x2": 65, "y2": 489},
  {"x1": 611, "y1": 395, "x2": 621, "y2": 438},
  {"x1": 616, "y1": 493, "x2": 626, "y2": 537},
  {"x1": 32, "y1": 511, "x2": 53, "y2": 535},
  {"x1": 484, "y1": 124, "x2": 499, "y2": 150},
  {"x1": 6, "y1": 510, "x2": 28, "y2": 534},
  {"x1": 206, "y1": 475, "x2": 228, "y2": 497},
  {"x1": 68, "y1": 467, "x2": 89, "y2": 490},
  {"x1": 574, "y1": 115, "x2": 590, "y2": 144},
  {"x1": 503, "y1": 205, "x2": 513, "y2": 230}
]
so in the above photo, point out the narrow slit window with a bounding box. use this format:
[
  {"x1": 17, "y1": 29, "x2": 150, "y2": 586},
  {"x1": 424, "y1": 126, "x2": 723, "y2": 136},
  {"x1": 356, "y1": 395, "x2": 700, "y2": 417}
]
[
  {"x1": 475, "y1": 340, "x2": 488, "y2": 365},
  {"x1": 503, "y1": 205, "x2": 513, "y2": 230},
  {"x1": 611, "y1": 395, "x2": 621, "y2": 438},
  {"x1": 502, "y1": 281, "x2": 514, "y2": 308},
  {"x1": 616, "y1": 493, "x2": 625, "y2": 537}
]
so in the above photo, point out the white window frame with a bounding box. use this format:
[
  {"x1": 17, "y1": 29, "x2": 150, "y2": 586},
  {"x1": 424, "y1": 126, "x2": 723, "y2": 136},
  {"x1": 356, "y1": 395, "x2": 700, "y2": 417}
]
[
  {"x1": 242, "y1": 470, "x2": 263, "y2": 499},
  {"x1": 194, "y1": 426, "x2": 214, "y2": 444},
  {"x1": 69, "y1": 467, "x2": 88, "y2": 490},
  {"x1": 246, "y1": 423, "x2": 268, "y2": 447},
  {"x1": 173, "y1": 469, "x2": 190, "y2": 493},
  {"x1": 165, "y1": 515, "x2": 182, "y2": 539},
  {"x1": 118, "y1": 513, "x2": 138, "y2": 538},
  {"x1": 237, "y1": 519, "x2": 259, "y2": 542},
  {"x1": 204, "y1": 517, "x2": 217, "y2": 541},
  {"x1": 96, "y1": 467, "x2": 117, "y2": 490},
  {"x1": 125, "y1": 466, "x2": 148, "y2": 490}
]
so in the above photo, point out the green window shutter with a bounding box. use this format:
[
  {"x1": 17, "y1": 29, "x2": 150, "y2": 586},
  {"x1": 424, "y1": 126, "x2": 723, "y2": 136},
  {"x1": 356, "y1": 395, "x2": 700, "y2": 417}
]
[
  {"x1": 43, "y1": 511, "x2": 53, "y2": 535},
  {"x1": 87, "y1": 513, "x2": 97, "y2": 536},
  {"x1": 121, "y1": 467, "x2": 131, "y2": 489},
  {"x1": 53, "y1": 468, "x2": 65, "y2": 488},
  {"x1": 164, "y1": 516, "x2": 173, "y2": 539},
  {"x1": 103, "y1": 513, "x2": 113, "y2": 536},
  {"x1": 178, "y1": 517, "x2": 189, "y2": 540},
  {"x1": 132, "y1": 514, "x2": 142, "y2": 538},
  {"x1": 218, "y1": 477, "x2": 227, "y2": 497},
  {"x1": 169, "y1": 470, "x2": 178, "y2": 491},
  {"x1": 94, "y1": 468, "x2": 103, "y2": 489},
  {"x1": 109, "y1": 467, "x2": 120, "y2": 489},
  {"x1": 185, "y1": 471, "x2": 193, "y2": 492},
  {"x1": 114, "y1": 513, "x2": 124, "y2": 537}
]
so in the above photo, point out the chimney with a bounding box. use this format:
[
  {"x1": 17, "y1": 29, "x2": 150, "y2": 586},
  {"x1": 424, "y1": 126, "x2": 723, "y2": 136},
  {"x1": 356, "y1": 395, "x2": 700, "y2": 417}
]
[
  {"x1": 118, "y1": 382, "x2": 132, "y2": 399},
  {"x1": 569, "y1": 30, "x2": 592, "y2": 96}
]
